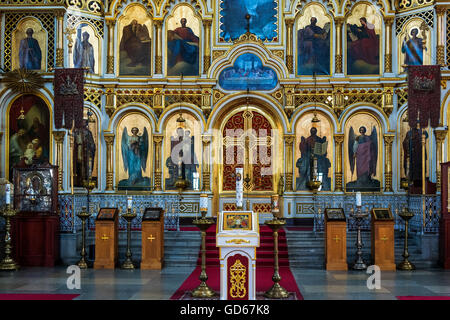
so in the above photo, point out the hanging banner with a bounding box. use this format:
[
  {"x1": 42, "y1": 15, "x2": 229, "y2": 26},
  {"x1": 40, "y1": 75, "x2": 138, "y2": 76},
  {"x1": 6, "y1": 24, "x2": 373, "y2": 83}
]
[
  {"x1": 407, "y1": 65, "x2": 441, "y2": 128},
  {"x1": 54, "y1": 68, "x2": 85, "y2": 129},
  {"x1": 236, "y1": 167, "x2": 244, "y2": 209}
]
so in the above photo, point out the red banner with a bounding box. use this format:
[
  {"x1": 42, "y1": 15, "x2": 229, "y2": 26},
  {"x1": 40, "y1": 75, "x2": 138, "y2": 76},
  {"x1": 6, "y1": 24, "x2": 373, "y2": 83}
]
[
  {"x1": 408, "y1": 65, "x2": 441, "y2": 128},
  {"x1": 54, "y1": 68, "x2": 84, "y2": 129}
]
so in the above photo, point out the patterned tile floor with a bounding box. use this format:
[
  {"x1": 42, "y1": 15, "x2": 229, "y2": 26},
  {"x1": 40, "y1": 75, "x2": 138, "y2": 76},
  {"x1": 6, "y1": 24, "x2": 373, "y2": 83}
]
[{"x1": 0, "y1": 266, "x2": 449, "y2": 300}]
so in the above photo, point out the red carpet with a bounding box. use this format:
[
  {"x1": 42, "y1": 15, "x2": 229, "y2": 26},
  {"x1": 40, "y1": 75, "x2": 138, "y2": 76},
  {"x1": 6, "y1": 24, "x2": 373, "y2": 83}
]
[
  {"x1": 171, "y1": 224, "x2": 303, "y2": 300},
  {"x1": 0, "y1": 294, "x2": 79, "y2": 300},
  {"x1": 397, "y1": 296, "x2": 450, "y2": 300}
]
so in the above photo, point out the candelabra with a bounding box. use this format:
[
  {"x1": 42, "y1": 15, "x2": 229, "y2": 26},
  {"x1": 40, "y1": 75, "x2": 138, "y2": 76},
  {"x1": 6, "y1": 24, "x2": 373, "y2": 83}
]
[
  {"x1": 350, "y1": 206, "x2": 369, "y2": 270},
  {"x1": 397, "y1": 207, "x2": 415, "y2": 271},
  {"x1": 0, "y1": 204, "x2": 19, "y2": 271},
  {"x1": 76, "y1": 206, "x2": 91, "y2": 269},
  {"x1": 121, "y1": 207, "x2": 137, "y2": 269}
]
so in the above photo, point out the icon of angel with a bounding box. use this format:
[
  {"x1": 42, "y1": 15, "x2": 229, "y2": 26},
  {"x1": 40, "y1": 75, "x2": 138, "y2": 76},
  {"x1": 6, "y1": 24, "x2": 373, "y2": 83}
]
[{"x1": 120, "y1": 126, "x2": 149, "y2": 188}]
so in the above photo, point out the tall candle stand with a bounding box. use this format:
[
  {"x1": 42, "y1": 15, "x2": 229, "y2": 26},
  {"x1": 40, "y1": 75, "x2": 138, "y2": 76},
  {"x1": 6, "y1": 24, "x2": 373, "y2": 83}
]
[
  {"x1": 121, "y1": 207, "x2": 137, "y2": 269},
  {"x1": 76, "y1": 206, "x2": 91, "y2": 269},
  {"x1": 191, "y1": 208, "x2": 216, "y2": 298},
  {"x1": 0, "y1": 204, "x2": 19, "y2": 271},
  {"x1": 350, "y1": 206, "x2": 369, "y2": 270},
  {"x1": 397, "y1": 207, "x2": 415, "y2": 271}
]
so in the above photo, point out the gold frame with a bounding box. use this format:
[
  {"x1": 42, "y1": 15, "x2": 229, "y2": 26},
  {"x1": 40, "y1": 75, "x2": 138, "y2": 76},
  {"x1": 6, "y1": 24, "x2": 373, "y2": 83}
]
[{"x1": 223, "y1": 211, "x2": 252, "y2": 231}]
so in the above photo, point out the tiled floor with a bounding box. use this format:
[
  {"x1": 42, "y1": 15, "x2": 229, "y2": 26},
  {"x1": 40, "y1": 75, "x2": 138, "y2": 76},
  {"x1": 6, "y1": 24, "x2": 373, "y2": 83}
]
[{"x1": 0, "y1": 266, "x2": 449, "y2": 300}]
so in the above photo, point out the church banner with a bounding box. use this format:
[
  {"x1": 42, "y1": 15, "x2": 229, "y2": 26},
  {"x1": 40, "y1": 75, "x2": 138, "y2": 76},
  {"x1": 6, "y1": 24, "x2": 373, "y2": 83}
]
[
  {"x1": 407, "y1": 65, "x2": 441, "y2": 128},
  {"x1": 54, "y1": 68, "x2": 84, "y2": 129}
]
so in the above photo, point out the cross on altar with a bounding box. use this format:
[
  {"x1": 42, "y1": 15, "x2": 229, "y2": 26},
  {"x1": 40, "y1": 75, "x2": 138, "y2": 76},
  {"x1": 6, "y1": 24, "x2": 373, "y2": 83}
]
[
  {"x1": 101, "y1": 234, "x2": 109, "y2": 240},
  {"x1": 147, "y1": 235, "x2": 156, "y2": 242},
  {"x1": 381, "y1": 236, "x2": 388, "y2": 242},
  {"x1": 333, "y1": 235, "x2": 340, "y2": 243}
]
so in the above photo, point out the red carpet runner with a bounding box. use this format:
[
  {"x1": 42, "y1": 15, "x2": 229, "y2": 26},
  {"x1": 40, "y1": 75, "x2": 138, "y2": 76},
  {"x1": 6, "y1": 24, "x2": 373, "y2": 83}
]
[
  {"x1": 0, "y1": 294, "x2": 79, "y2": 300},
  {"x1": 170, "y1": 224, "x2": 303, "y2": 300}
]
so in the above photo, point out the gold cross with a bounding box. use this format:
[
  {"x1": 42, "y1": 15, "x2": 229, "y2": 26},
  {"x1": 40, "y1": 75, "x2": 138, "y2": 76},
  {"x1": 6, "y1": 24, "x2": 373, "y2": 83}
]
[
  {"x1": 333, "y1": 235, "x2": 340, "y2": 243},
  {"x1": 381, "y1": 235, "x2": 388, "y2": 241},
  {"x1": 147, "y1": 234, "x2": 156, "y2": 242},
  {"x1": 101, "y1": 234, "x2": 109, "y2": 240}
]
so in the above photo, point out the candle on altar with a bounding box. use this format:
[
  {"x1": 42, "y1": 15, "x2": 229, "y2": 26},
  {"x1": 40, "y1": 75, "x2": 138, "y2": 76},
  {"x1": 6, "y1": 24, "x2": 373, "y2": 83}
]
[
  {"x1": 356, "y1": 192, "x2": 362, "y2": 207},
  {"x1": 127, "y1": 195, "x2": 133, "y2": 210},
  {"x1": 5, "y1": 184, "x2": 10, "y2": 205}
]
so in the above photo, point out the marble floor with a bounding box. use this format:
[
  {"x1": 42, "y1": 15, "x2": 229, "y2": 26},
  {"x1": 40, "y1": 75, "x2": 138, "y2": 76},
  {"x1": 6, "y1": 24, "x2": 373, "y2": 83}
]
[{"x1": 0, "y1": 266, "x2": 449, "y2": 300}]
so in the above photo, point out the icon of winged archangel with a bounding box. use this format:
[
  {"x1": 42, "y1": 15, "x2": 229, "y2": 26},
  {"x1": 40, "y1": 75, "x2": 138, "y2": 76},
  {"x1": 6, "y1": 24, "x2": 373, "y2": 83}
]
[
  {"x1": 119, "y1": 126, "x2": 150, "y2": 189},
  {"x1": 346, "y1": 126, "x2": 380, "y2": 192}
]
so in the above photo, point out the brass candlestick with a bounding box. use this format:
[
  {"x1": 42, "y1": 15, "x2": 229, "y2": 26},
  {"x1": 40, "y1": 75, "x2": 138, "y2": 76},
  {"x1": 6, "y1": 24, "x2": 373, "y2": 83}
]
[
  {"x1": 264, "y1": 217, "x2": 289, "y2": 299},
  {"x1": 121, "y1": 208, "x2": 137, "y2": 270},
  {"x1": 0, "y1": 204, "x2": 19, "y2": 271},
  {"x1": 76, "y1": 206, "x2": 92, "y2": 269},
  {"x1": 397, "y1": 207, "x2": 415, "y2": 271},
  {"x1": 191, "y1": 210, "x2": 216, "y2": 298},
  {"x1": 350, "y1": 206, "x2": 369, "y2": 270}
]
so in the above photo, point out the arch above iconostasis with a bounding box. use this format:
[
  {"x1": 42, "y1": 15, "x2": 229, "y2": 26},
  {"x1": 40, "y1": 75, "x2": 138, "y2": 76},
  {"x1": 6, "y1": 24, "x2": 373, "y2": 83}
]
[
  {"x1": 107, "y1": 0, "x2": 156, "y2": 19},
  {"x1": 341, "y1": 0, "x2": 391, "y2": 16}
]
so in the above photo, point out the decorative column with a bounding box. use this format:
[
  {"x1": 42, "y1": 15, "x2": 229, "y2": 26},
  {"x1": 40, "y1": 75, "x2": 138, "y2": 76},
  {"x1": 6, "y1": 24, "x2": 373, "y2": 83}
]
[
  {"x1": 201, "y1": 86, "x2": 212, "y2": 118},
  {"x1": 154, "y1": 19, "x2": 163, "y2": 74},
  {"x1": 104, "y1": 133, "x2": 115, "y2": 191},
  {"x1": 383, "y1": 134, "x2": 395, "y2": 192},
  {"x1": 202, "y1": 19, "x2": 212, "y2": 74},
  {"x1": 436, "y1": 6, "x2": 447, "y2": 66},
  {"x1": 55, "y1": 9, "x2": 65, "y2": 67},
  {"x1": 0, "y1": 132, "x2": 3, "y2": 178},
  {"x1": 284, "y1": 85, "x2": 295, "y2": 118},
  {"x1": 334, "y1": 17, "x2": 344, "y2": 74},
  {"x1": 53, "y1": 131, "x2": 66, "y2": 191},
  {"x1": 202, "y1": 135, "x2": 212, "y2": 192},
  {"x1": 284, "y1": 135, "x2": 295, "y2": 192},
  {"x1": 285, "y1": 18, "x2": 294, "y2": 74},
  {"x1": 153, "y1": 135, "x2": 163, "y2": 191},
  {"x1": 382, "y1": 87, "x2": 394, "y2": 117},
  {"x1": 384, "y1": 17, "x2": 394, "y2": 74},
  {"x1": 105, "y1": 19, "x2": 116, "y2": 74},
  {"x1": 104, "y1": 85, "x2": 116, "y2": 118},
  {"x1": 434, "y1": 129, "x2": 448, "y2": 191},
  {"x1": 334, "y1": 134, "x2": 344, "y2": 192}
]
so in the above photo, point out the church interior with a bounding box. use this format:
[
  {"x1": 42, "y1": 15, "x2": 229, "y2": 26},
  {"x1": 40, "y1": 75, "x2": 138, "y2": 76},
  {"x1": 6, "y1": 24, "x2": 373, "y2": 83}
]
[{"x1": 0, "y1": 0, "x2": 450, "y2": 302}]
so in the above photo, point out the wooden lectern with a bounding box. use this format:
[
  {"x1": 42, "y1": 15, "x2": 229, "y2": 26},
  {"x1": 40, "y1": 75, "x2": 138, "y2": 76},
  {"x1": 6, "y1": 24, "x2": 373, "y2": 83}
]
[
  {"x1": 94, "y1": 208, "x2": 119, "y2": 269},
  {"x1": 325, "y1": 208, "x2": 347, "y2": 270},
  {"x1": 141, "y1": 208, "x2": 164, "y2": 269},
  {"x1": 371, "y1": 208, "x2": 396, "y2": 270}
]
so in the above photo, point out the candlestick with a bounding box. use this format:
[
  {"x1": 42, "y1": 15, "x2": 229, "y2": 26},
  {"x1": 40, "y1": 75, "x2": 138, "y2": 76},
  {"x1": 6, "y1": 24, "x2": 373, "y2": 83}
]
[
  {"x1": 356, "y1": 192, "x2": 362, "y2": 207},
  {"x1": 127, "y1": 196, "x2": 132, "y2": 209},
  {"x1": 5, "y1": 184, "x2": 10, "y2": 205}
]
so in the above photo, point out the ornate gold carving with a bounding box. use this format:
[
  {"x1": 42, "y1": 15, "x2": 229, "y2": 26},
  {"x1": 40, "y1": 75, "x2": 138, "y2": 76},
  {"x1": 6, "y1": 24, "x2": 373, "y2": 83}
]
[
  {"x1": 104, "y1": 134, "x2": 115, "y2": 191},
  {"x1": 229, "y1": 259, "x2": 247, "y2": 298},
  {"x1": 286, "y1": 55, "x2": 293, "y2": 74},
  {"x1": 202, "y1": 135, "x2": 212, "y2": 192},
  {"x1": 212, "y1": 50, "x2": 227, "y2": 61},
  {"x1": 396, "y1": 0, "x2": 433, "y2": 12},
  {"x1": 153, "y1": 134, "x2": 163, "y2": 191},
  {"x1": 384, "y1": 53, "x2": 392, "y2": 73},
  {"x1": 382, "y1": 87, "x2": 394, "y2": 117},
  {"x1": 107, "y1": 56, "x2": 114, "y2": 74},
  {"x1": 383, "y1": 134, "x2": 395, "y2": 192},
  {"x1": 437, "y1": 45, "x2": 445, "y2": 66},
  {"x1": 56, "y1": 48, "x2": 64, "y2": 67},
  {"x1": 225, "y1": 239, "x2": 250, "y2": 244},
  {"x1": 284, "y1": 134, "x2": 295, "y2": 192},
  {"x1": 270, "y1": 89, "x2": 284, "y2": 104},
  {"x1": 335, "y1": 54, "x2": 343, "y2": 73},
  {"x1": 201, "y1": 88, "x2": 212, "y2": 118},
  {"x1": 53, "y1": 131, "x2": 66, "y2": 191},
  {"x1": 384, "y1": 17, "x2": 394, "y2": 27},
  {"x1": 203, "y1": 55, "x2": 211, "y2": 74},
  {"x1": 334, "y1": 134, "x2": 344, "y2": 192},
  {"x1": 155, "y1": 56, "x2": 163, "y2": 74},
  {"x1": 213, "y1": 89, "x2": 225, "y2": 105},
  {"x1": 271, "y1": 50, "x2": 284, "y2": 60}
]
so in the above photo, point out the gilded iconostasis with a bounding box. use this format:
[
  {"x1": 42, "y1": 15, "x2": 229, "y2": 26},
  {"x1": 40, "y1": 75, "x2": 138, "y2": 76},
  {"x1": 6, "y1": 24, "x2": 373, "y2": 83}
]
[{"x1": 0, "y1": 0, "x2": 449, "y2": 219}]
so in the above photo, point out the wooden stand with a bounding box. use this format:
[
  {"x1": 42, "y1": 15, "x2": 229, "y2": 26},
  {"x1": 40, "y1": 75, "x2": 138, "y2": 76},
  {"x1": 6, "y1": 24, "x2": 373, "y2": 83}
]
[
  {"x1": 94, "y1": 208, "x2": 118, "y2": 269},
  {"x1": 371, "y1": 208, "x2": 396, "y2": 271},
  {"x1": 324, "y1": 208, "x2": 347, "y2": 270},
  {"x1": 141, "y1": 208, "x2": 164, "y2": 270}
]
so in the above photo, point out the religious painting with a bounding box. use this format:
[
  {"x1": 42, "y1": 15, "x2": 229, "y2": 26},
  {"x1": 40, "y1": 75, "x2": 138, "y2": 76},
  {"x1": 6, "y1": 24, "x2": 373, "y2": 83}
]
[
  {"x1": 295, "y1": 112, "x2": 333, "y2": 191},
  {"x1": 12, "y1": 17, "x2": 47, "y2": 71},
  {"x1": 164, "y1": 112, "x2": 201, "y2": 191},
  {"x1": 325, "y1": 208, "x2": 346, "y2": 221},
  {"x1": 371, "y1": 208, "x2": 393, "y2": 220},
  {"x1": 72, "y1": 108, "x2": 98, "y2": 188},
  {"x1": 296, "y1": 4, "x2": 331, "y2": 75},
  {"x1": 116, "y1": 112, "x2": 152, "y2": 190},
  {"x1": 8, "y1": 95, "x2": 50, "y2": 180},
  {"x1": 346, "y1": 4, "x2": 381, "y2": 75},
  {"x1": 97, "y1": 208, "x2": 118, "y2": 220},
  {"x1": 142, "y1": 207, "x2": 163, "y2": 220},
  {"x1": 218, "y1": 53, "x2": 278, "y2": 91},
  {"x1": 398, "y1": 19, "x2": 431, "y2": 73},
  {"x1": 223, "y1": 212, "x2": 252, "y2": 230},
  {"x1": 344, "y1": 113, "x2": 381, "y2": 192},
  {"x1": 219, "y1": 0, "x2": 277, "y2": 42},
  {"x1": 118, "y1": 5, "x2": 152, "y2": 76},
  {"x1": 68, "y1": 22, "x2": 100, "y2": 74},
  {"x1": 166, "y1": 5, "x2": 200, "y2": 76}
]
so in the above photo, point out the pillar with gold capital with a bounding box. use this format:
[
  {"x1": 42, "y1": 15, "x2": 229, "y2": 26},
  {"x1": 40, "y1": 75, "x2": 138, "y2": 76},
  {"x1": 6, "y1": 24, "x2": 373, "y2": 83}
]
[
  {"x1": 153, "y1": 135, "x2": 164, "y2": 191},
  {"x1": 104, "y1": 133, "x2": 115, "y2": 191},
  {"x1": 284, "y1": 135, "x2": 295, "y2": 192},
  {"x1": 383, "y1": 134, "x2": 395, "y2": 192},
  {"x1": 434, "y1": 129, "x2": 448, "y2": 191},
  {"x1": 53, "y1": 131, "x2": 66, "y2": 191},
  {"x1": 435, "y1": 6, "x2": 447, "y2": 66},
  {"x1": 104, "y1": 85, "x2": 116, "y2": 118},
  {"x1": 334, "y1": 18, "x2": 344, "y2": 74},
  {"x1": 154, "y1": 19, "x2": 163, "y2": 74},
  {"x1": 202, "y1": 19, "x2": 212, "y2": 74},
  {"x1": 384, "y1": 17, "x2": 394, "y2": 74},
  {"x1": 105, "y1": 19, "x2": 116, "y2": 74},
  {"x1": 55, "y1": 9, "x2": 65, "y2": 67},
  {"x1": 202, "y1": 135, "x2": 212, "y2": 192},
  {"x1": 285, "y1": 18, "x2": 294, "y2": 74},
  {"x1": 334, "y1": 134, "x2": 344, "y2": 192}
]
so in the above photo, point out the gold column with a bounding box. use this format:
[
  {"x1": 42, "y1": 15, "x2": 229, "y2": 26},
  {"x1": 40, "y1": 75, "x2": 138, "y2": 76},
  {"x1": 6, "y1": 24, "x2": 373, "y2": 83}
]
[
  {"x1": 334, "y1": 18, "x2": 344, "y2": 74},
  {"x1": 284, "y1": 135, "x2": 295, "y2": 192},
  {"x1": 334, "y1": 134, "x2": 344, "y2": 192},
  {"x1": 202, "y1": 135, "x2": 212, "y2": 192},
  {"x1": 153, "y1": 135, "x2": 163, "y2": 191},
  {"x1": 285, "y1": 18, "x2": 294, "y2": 74},
  {"x1": 55, "y1": 9, "x2": 65, "y2": 67},
  {"x1": 202, "y1": 19, "x2": 212, "y2": 74},
  {"x1": 106, "y1": 19, "x2": 116, "y2": 74},
  {"x1": 0, "y1": 132, "x2": 3, "y2": 178},
  {"x1": 384, "y1": 17, "x2": 394, "y2": 73},
  {"x1": 154, "y1": 19, "x2": 163, "y2": 74},
  {"x1": 53, "y1": 131, "x2": 66, "y2": 191},
  {"x1": 434, "y1": 129, "x2": 448, "y2": 191},
  {"x1": 104, "y1": 85, "x2": 116, "y2": 118},
  {"x1": 104, "y1": 133, "x2": 115, "y2": 191},
  {"x1": 383, "y1": 134, "x2": 395, "y2": 192},
  {"x1": 436, "y1": 6, "x2": 447, "y2": 66}
]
